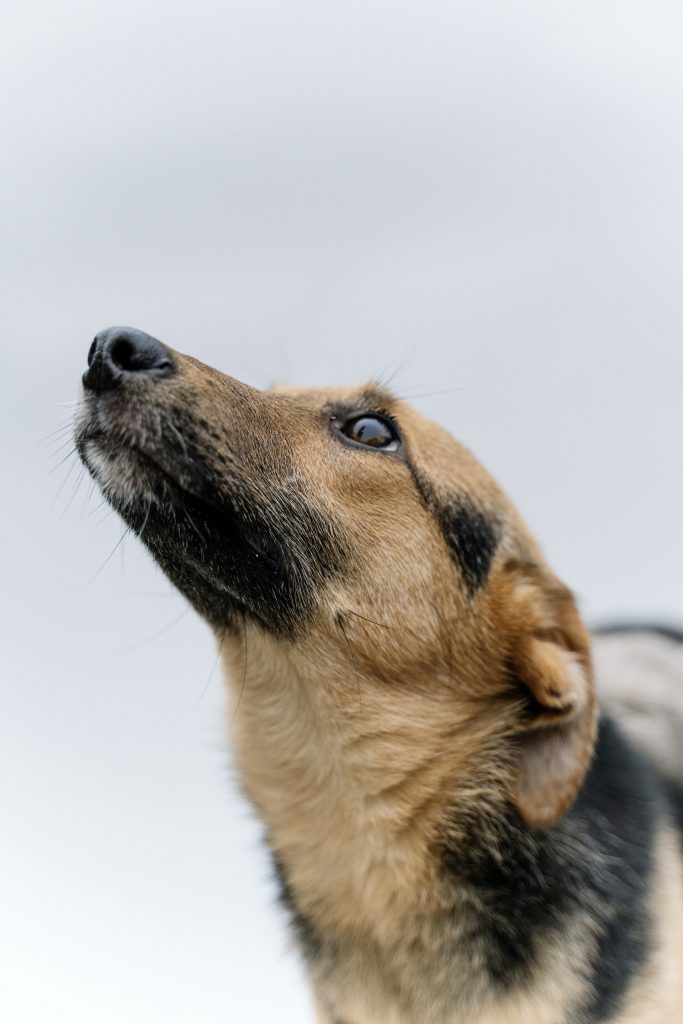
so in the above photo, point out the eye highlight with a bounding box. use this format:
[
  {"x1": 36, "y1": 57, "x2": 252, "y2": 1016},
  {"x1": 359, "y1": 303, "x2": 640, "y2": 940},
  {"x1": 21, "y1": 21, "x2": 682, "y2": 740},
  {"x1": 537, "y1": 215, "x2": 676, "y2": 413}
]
[{"x1": 338, "y1": 414, "x2": 401, "y2": 452}]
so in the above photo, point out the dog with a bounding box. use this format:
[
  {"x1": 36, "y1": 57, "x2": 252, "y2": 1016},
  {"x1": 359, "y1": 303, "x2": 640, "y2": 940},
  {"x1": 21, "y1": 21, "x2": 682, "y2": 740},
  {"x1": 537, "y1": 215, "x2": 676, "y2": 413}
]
[{"x1": 75, "y1": 326, "x2": 683, "y2": 1024}]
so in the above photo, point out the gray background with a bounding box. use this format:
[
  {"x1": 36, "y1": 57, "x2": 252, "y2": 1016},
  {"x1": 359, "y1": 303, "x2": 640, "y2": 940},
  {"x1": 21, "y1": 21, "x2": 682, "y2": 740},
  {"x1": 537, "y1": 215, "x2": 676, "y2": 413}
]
[{"x1": 1, "y1": 1, "x2": 681, "y2": 1021}]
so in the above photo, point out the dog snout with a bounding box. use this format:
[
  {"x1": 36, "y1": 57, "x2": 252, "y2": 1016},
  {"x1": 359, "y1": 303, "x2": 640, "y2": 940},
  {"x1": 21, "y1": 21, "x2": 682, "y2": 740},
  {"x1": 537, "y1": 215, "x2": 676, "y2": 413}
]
[{"x1": 83, "y1": 326, "x2": 175, "y2": 394}]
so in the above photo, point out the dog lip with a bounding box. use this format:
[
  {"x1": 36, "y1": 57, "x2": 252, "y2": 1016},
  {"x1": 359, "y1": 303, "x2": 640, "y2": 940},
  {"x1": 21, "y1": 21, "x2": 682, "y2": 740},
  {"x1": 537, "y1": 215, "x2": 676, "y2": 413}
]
[
  {"x1": 84, "y1": 429, "x2": 292, "y2": 625},
  {"x1": 81, "y1": 427, "x2": 225, "y2": 514},
  {"x1": 78, "y1": 428, "x2": 105, "y2": 443}
]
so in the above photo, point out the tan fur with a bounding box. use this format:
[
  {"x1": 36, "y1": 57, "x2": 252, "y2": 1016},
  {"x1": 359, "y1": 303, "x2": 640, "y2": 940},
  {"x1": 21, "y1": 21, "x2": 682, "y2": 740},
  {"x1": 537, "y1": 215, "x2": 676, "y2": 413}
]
[
  {"x1": 217, "y1": 384, "x2": 678, "y2": 1022},
  {"x1": 76, "y1": 345, "x2": 683, "y2": 1023},
  {"x1": 211, "y1": 392, "x2": 574, "y2": 945}
]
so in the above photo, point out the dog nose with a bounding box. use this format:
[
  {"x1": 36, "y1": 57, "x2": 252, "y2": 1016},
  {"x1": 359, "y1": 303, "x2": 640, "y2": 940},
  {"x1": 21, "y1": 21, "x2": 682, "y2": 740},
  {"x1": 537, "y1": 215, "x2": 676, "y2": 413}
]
[{"x1": 83, "y1": 326, "x2": 175, "y2": 393}]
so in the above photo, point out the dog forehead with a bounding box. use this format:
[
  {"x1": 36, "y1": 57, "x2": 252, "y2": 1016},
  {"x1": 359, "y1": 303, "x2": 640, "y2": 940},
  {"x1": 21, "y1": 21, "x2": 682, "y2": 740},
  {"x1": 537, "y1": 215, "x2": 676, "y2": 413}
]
[
  {"x1": 270, "y1": 382, "x2": 504, "y2": 504},
  {"x1": 380, "y1": 399, "x2": 506, "y2": 510},
  {"x1": 271, "y1": 382, "x2": 461, "y2": 444},
  {"x1": 270, "y1": 381, "x2": 391, "y2": 409}
]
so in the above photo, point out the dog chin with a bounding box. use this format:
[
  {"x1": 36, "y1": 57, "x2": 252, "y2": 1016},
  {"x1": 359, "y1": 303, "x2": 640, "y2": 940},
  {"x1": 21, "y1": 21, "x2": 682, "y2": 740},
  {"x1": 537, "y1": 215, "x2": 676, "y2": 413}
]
[
  {"x1": 76, "y1": 432, "x2": 273, "y2": 630},
  {"x1": 78, "y1": 436, "x2": 161, "y2": 513}
]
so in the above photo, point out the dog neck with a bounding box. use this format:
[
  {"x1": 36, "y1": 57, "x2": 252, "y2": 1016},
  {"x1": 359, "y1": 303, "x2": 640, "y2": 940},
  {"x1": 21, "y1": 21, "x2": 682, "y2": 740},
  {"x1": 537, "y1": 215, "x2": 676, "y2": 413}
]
[
  {"x1": 223, "y1": 624, "x2": 514, "y2": 943},
  {"x1": 221, "y1": 627, "x2": 668, "y2": 1024}
]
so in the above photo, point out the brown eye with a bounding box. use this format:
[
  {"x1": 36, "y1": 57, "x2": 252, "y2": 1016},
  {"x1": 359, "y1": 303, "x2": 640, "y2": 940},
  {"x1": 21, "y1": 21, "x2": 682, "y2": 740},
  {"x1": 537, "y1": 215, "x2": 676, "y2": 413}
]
[{"x1": 341, "y1": 415, "x2": 400, "y2": 451}]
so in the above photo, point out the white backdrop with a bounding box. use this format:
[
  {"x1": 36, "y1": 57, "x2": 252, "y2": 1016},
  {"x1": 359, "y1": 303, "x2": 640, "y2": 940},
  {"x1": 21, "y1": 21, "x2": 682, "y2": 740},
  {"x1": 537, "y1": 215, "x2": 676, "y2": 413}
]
[{"x1": 1, "y1": 2, "x2": 682, "y2": 1021}]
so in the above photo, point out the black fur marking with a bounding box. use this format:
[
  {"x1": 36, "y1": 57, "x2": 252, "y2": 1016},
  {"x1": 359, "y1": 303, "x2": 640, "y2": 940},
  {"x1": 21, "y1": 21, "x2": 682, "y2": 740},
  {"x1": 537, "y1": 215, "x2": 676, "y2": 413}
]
[
  {"x1": 88, "y1": 444, "x2": 348, "y2": 637},
  {"x1": 442, "y1": 717, "x2": 658, "y2": 1020},
  {"x1": 271, "y1": 853, "x2": 324, "y2": 962},
  {"x1": 411, "y1": 470, "x2": 498, "y2": 595},
  {"x1": 441, "y1": 501, "x2": 498, "y2": 595},
  {"x1": 593, "y1": 622, "x2": 683, "y2": 645},
  {"x1": 138, "y1": 481, "x2": 347, "y2": 636},
  {"x1": 664, "y1": 780, "x2": 683, "y2": 835},
  {"x1": 573, "y1": 718, "x2": 659, "y2": 1021}
]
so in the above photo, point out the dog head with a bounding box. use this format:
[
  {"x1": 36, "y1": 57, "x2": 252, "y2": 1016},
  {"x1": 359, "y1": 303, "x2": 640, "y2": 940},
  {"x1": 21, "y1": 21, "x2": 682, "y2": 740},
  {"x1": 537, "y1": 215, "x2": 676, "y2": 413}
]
[{"x1": 76, "y1": 326, "x2": 596, "y2": 827}]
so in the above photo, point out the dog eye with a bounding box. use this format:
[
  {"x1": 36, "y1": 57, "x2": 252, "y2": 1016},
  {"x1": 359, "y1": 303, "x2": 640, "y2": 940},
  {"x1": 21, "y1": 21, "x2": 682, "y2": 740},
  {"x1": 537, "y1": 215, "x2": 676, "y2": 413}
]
[{"x1": 341, "y1": 415, "x2": 400, "y2": 451}]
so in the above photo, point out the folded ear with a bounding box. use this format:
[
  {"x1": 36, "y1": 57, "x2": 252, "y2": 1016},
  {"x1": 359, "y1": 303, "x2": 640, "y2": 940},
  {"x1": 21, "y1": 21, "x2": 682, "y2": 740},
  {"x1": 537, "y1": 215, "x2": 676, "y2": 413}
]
[{"x1": 501, "y1": 562, "x2": 597, "y2": 827}]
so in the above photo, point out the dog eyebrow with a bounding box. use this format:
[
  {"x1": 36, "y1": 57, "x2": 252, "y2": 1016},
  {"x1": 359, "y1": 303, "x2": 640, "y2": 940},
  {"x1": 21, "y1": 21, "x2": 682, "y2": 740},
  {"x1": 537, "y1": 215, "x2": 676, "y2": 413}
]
[
  {"x1": 322, "y1": 385, "x2": 399, "y2": 423},
  {"x1": 355, "y1": 384, "x2": 397, "y2": 411}
]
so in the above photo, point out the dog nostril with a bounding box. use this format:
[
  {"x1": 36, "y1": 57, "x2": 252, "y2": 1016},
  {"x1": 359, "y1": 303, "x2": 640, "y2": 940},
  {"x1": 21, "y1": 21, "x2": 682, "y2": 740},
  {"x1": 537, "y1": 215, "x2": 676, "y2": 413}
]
[
  {"x1": 110, "y1": 337, "x2": 135, "y2": 372},
  {"x1": 83, "y1": 326, "x2": 175, "y2": 394}
]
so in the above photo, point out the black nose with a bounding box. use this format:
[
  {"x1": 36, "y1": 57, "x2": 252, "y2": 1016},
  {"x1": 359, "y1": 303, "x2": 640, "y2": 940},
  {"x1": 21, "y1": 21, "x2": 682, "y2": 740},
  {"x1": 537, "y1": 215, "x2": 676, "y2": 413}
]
[{"x1": 83, "y1": 326, "x2": 175, "y2": 393}]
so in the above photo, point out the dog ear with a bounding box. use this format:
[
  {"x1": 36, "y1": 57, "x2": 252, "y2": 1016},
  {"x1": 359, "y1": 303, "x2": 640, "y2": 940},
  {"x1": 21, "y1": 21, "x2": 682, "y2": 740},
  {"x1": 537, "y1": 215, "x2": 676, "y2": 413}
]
[{"x1": 499, "y1": 562, "x2": 597, "y2": 827}]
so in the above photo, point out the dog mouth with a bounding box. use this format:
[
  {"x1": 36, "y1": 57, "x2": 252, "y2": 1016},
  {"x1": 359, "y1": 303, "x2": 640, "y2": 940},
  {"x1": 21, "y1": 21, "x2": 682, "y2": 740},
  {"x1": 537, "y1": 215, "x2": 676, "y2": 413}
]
[
  {"x1": 78, "y1": 420, "x2": 278, "y2": 623},
  {"x1": 79, "y1": 425, "x2": 215, "y2": 513},
  {"x1": 76, "y1": 397, "x2": 346, "y2": 636}
]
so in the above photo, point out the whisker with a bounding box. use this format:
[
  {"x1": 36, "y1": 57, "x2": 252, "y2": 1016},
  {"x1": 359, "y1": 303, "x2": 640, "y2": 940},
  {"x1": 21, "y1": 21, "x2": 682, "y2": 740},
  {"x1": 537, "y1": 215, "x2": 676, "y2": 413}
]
[
  {"x1": 168, "y1": 422, "x2": 189, "y2": 461},
  {"x1": 38, "y1": 422, "x2": 73, "y2": 445},
  {"x1": 87, "y1": 525, "x2": 132, "y2": 584},
  {"x1": 81, "y1": 478, "x2": 97, "y2": 519},
  {"x1": 344, "y1": 606, "x2": 424, "y2": 644},
  {"x1": 184, "y1": 509, "x2": 206, "y2": 545},
  {"x1": 374, "y1": 345, "x2": 418, "y2": 391},
  {"x1": 194, "y1": 627, "x2": 227, "y2": 710},
  {"x1": 46, "y1": 434, "x2": 79, "y2": 459},
  {"x1": 113, "y1": 607, "x2": 191, "y2": 657},
  {"x1": 51, "y1": 454, "x2": 79, "y2": 507},
  {"x1": 392, "y1": 386, "x2": 467, "y2": 401},
  {"x1": 231, "y1": 614, "x2": 250, "y2": 722},
  {"x1": 119, "y1": 524, "x2": 128, "y2": 570},
  {"x1": 60, "y1": 464, "x2": 88, "y2": 518},
  {"x1": 93, "y1": 508, "x2": 116, "y2": 530},
  {"x1": 48, "y1": 447, "x2": 78, "y2": 474},
  {"x1": 88, "y1": 497, "x2": 109, "y2": 517},
  {"x1": 337, "y1": 614, "x2": 363, "y2": 715},
  {"x1": 138, "y1": 497, "x2": 153, "y2": 539},
  {"x1": 343, "y1": 608, "x2": 392, "y2": 631}
]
